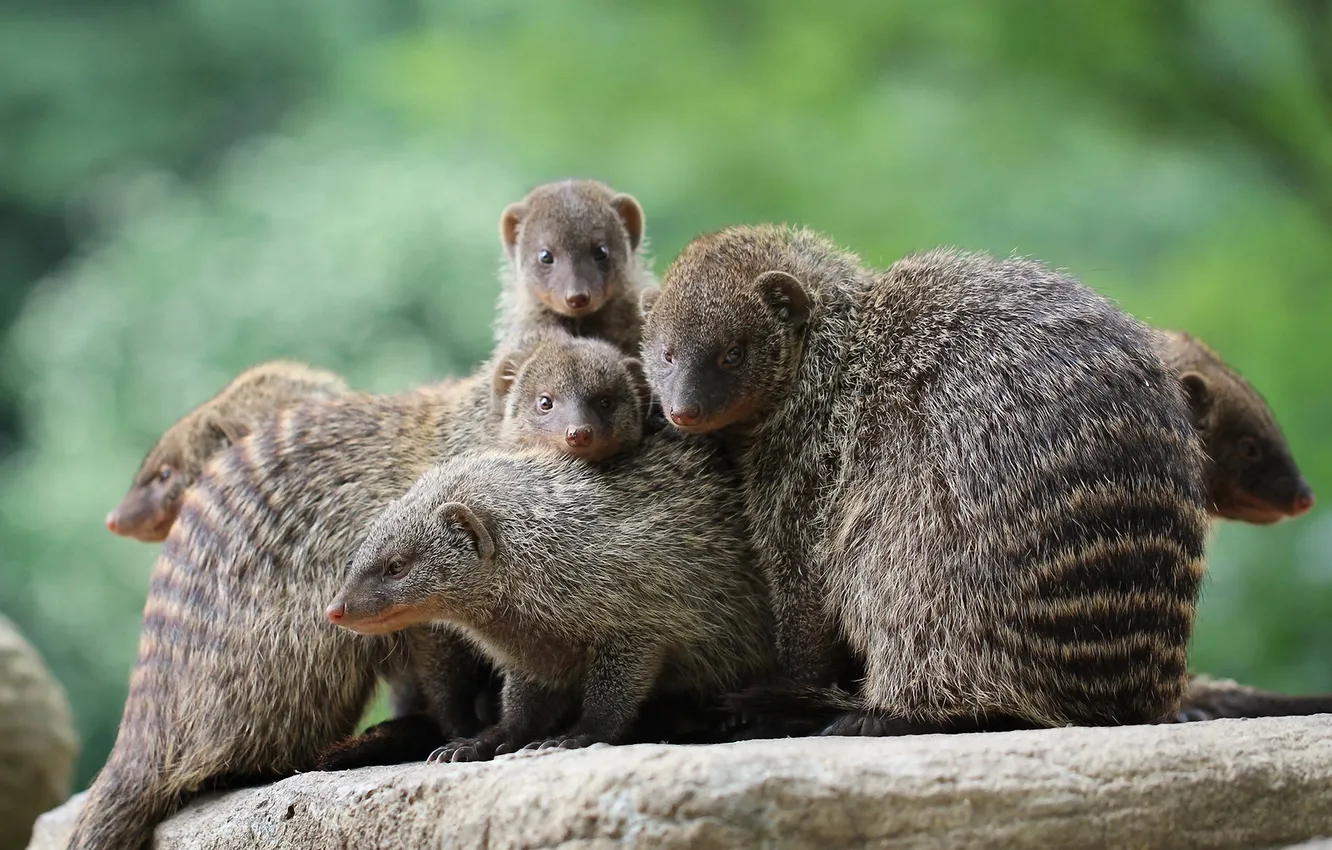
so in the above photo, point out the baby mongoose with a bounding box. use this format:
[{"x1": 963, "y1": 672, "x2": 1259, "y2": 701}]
[
  {"x1": 496, "y1": 179, "x2": 658, "y2": 356},
  {"x1": 326, "y1": 442, "x2": 775, "y2": 761},
  {"x1": 106, "y1": 359, "x2": 349, "y2": 542},
  {"x1": 493, "y1": 333, "x2": 651, "y2": 463},
  {"x1": 1154, "y1": 329, "x2": 1315, "y2": 524},
  {"x1": 67, "y1": 376, "x2": 500, "y2": 850},
  {"x1": 642, "y1": 225, "x2": 1209, "y2": 734}
]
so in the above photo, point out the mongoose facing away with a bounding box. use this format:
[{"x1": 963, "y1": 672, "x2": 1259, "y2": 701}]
[
  {"x1": 641, "y1": 225, "x2": 1209, "y2": 733},
  {"x1": 327, "y1": 440, "x2": 776, "y2": 761},
  {"x1": 68, "y1": 376, "x2": 499, "y2": 850},
  {"x1": 496, "y1": 179, "x2": 658, "y2": 356},
  {"x1": 1154, "y1": 329, "x2": 1314, "y2": 524},
  {"x1": 493, "y1": 333, "x2": 652, "y2": 463},
  {"x1": 106, "y1": 359, "x2": 349, "y2": 542},
  {"x1": 1, "y1": 614, "x2": 79, "y2": 850}
]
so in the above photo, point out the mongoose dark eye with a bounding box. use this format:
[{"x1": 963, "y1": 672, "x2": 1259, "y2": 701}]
[
  {"x1": 661, "y1": 347, "x2": 675, "y2": 365},
  {"x1": 158, "y1": 466, "x2": 173, "y2": 483},
  {"x1": 1237, "y1": 436, "x2": 1262, "y2": 461},
  {"x1": 536, "y1": 395, "x2": 554, "y2": 413},
  {"x1": 592, "y1": 244, "x2": 609, "y2": 263},
  {"x1": 538, "y1": 249, "x2": 555, "y2": 265},
  {"x1": 597, "y1": 394, "x2": 614, "y2": 410},
  {"x1": 384, "y1": 556, "x2": 409, "y2": 579},
  {"x1": 720, "y1": 343, "x2": 746, "y2": 369}
]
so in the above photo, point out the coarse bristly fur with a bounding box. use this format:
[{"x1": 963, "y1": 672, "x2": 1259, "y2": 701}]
[
  {"x1": 641, "y1": 223, "x2": 1210, "y2": 734},
  {"x1": 67, "y1": 376, "x2": 500, "y2": 850},
  {"x1": 106, "y1": 360, "x2": 350, "y2": 542},
  {"x1": 1153, "y1": 329, "x2": 1314, "y2": 524},
  {"x1": 495, "y1": 179, "x2": 659, "y2": 356},
  {"x1": 327, "y1": 438, "x2": 776, "y2": 761},
  {"x1": 492, "y1": 333, "x2": 653, "y2": 463}
]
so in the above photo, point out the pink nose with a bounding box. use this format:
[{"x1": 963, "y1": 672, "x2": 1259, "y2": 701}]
[
  {"x1": 566, "y1": 292, "x2": 591, "y2": 310},
  {"x1": 326, "y1": 602, "x2": 346, "y2": 623},
  {"x1": 105, "y1": 511, "x2": 120, "y2": 533},
  {"x1": 1292, "y1": 491, "x2": 1315, "y2": 516},
  {"x1": 669, "y1": 404, "x2": 700, "y2": 427},
  {"x1": 566, "y1": 426, "x2": 593, "y2": 448}
]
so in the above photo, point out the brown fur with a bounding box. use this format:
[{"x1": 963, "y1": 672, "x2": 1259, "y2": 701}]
[
  {"x1": 1175, "y1": 674, "x2": 1332, "y2": 721},
  {"x1": 496, "y1": 179, "x2": 658, "y2": 356},
  {"x1": 68, "y1": 376, "x2": 500, "y2": 850},
  {"x1": 642, "y1": 224, "x2": 1209, "y2": 734},
  {"x1": 107, "y1": 360, "x2": 349, "y2": 542},
  {"x1": 493, "y1": 333, "x2": 652, "y2": 463},
  {"x1": 328, "y1": 438, "x2": 776, "y2": 761},
  {"x1": 1154, "y1": 329, "x2": 1314, "y2": 524}
]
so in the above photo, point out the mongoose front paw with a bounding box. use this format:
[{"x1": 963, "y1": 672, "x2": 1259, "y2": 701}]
[
  {"x1": 821, "y1": 712, "x2": 886, "y2": 737},
  {"x1": 521, "y1": 733, "x2": 600, "y2": 752},
  {"x1": 426, "y1": 737, "x2": 499, "y2": 764}
]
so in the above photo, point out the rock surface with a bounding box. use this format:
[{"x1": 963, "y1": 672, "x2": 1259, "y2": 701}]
[
  {"x1": 2, "y1": 614, "x2": 79, "y2": 850},
  {"x1": 30, "y1": 715, "x2": 1332, "y2": 850}
]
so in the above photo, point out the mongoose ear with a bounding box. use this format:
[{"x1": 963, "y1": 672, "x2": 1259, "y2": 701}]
[
  {"x1": 203, "y1": 417, "x2": 248, "y2": 451},
  {"x1": 438, "y1": 501, "x2": 495, "y2": 562},
  {"x1": 639, "y1": 287, "x2": 660, "y2": 320},
  {"x1": 499, "y1": 202, "x2": 526, "y2": 259},
  {"x1": 1179, "y1": 372, "x2": 1212, "y2": 425},
  {"x1": 753, "y1": 270, "x2": 811, "y2": 330},
  {"x1": 490, "y1": 351, "x2": 527, "y2": 410},
  {"x1": 621, "y1": 358, "x2": 653, "y2": 418},
  {"x1": 610, "y1": 193, "x2": 645, "y2": 251}
]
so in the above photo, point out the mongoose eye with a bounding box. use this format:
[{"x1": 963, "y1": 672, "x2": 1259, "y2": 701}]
[
  {"x1": 536, "y1": 395, "x2": 554, "y2": 413},
  {"x1": 384, "y1": 556, "x2": 409, "y2": 579},
  {"x1": 592, "y1": 244, "x2": 609, "y2": 263},
  {"x1": 597, "y1": 394, "x2": 614, "y2": 410},
  {"x1": 1237, "y1": 436, "x2": 1262, "y2": 461},
  {"x1": 157, "y1": 466, "x2": 173, "y2": 483},
  {"x1": 720, "y1": 343, "x2": 746, "y2": 369},
  {"x1": 538, "y1": 249, "x2": 555, "y2": 265},
  {"x1": 661, "y1": 347, "x2": 675, "y2": 365}
]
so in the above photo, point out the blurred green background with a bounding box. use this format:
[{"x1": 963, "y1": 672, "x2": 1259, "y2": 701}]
[{"x1": 0, "y1": 0, "x2": 1329, "y2": 791}]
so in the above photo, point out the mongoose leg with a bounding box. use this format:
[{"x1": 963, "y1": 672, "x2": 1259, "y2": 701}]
[
  {"x1": 768, "y1": 559, "x2": 840, "y2": 686},
  {"x1": 427, "y1": 674, "x2": 571, "y2": 764},
  {"x1": 317, "y1": 714, "x2": 444, "y2": 770},
  {"x1": 528, "y1": 638, "x2": 661, "y2": 751}
]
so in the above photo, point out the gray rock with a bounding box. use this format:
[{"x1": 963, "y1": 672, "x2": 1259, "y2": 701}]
[
  {"x1": 2, "y1": 614, "x2": 79, "y2": 850},
  {"x1": 30, "y1": 715, "x2": 1332, "y2": 849}
]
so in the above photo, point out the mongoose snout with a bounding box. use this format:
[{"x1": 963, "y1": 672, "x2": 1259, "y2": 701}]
[{"x1": 565, "y1": 424, "x2": 593, "y2": 447}]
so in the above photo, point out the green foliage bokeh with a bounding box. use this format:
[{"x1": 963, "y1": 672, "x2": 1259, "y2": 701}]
[{"x1": 0, "y1": 0, "x2": 1328, "y2": 790}]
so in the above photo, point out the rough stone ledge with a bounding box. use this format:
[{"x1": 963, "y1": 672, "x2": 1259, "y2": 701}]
[{"x1": 30, "y1": 715, "x2": 1332, "y2": 850}]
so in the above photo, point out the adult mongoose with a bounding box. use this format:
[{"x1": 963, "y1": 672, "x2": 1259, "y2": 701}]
[
  {"x1": 67, "y1": 376, "x2": 501, "y2": 850},
  {"x1": 0, "y1": 614, "x2": 79, "y2": 850},
  {"x1": 496, "y1": 179, "x2": 658, "y2": 356},
  {"x1": 493, "y1": 333, "x2": 652, "y2": 462},
  {"x1": 1154, "y1": 329, "x2": 1314, "y2": 524},
  {"x1": 326, "y1": 440, "x2": 776, "y2": 761},
  {"x1": 641, "y1": 224, "x2": 1209, "y2": 734},
  {"x1": 105, "y1": 359, "x2": 349, "y2": 542}
]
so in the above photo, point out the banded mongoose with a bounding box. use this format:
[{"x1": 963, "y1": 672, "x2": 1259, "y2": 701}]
[
  {"x1": 493, "y1": 333, "x2": 652, "y2": 462},
  {"x1": 106, "y1": 359, "x2": 349, "y2": 542},
  {"x1": 1154, "y1": 329, "x2": 1314, "y2": 524},
  {"x1": 67, "y1": 376, "x2": 503, "y2": 850},
  {"x1": 326, "y1": 441, "x2": 776, "y2": 761},
  {"x1": 496, "y1": 179, "x2": 658, "y2": 356},
  {"x1": 1, "y1": 614, "x2": 79, "y2": 850},
  {"x1": 641, "y1": 225, "x2": 1209, "y2": 734}
]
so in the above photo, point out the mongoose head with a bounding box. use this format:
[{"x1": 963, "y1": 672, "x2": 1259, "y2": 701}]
[
  {"x1": 327, "y1": 466, "x2": 499, "y2": 635},
  {"x1": 1158, "y1": 330, "x2": 1314, "y2": 524},
  {"x1": 493, "y1": 335, "x2": 651, "y2": 462},
  {"x1": 640, "y1": 228, "x2": 811, "y2": 434},
  {"x1": 106, "y1": 414, "x2": 244, "y2": 542},
  {"x1": 500, "y1": 179, "x2": 645, "y2": 318}
]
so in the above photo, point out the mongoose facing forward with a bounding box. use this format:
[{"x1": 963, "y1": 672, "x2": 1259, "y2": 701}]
[
  {"x1": 327, "y1": 441, "x2": 776, "y2": 761},
  {"x1": 496, "y1": 179, "x2": 658, "y2": 355},
  {"x1": 494, "y1": 334, "x2": 651, "y2": 462},
  {"x1": 1154, "y1": 329, "x2": 1314, "y2": 524},
  {"x1": 106, "y1": 360, "x2": 349, "y2": 542},
  {"x1": 641, "y1": 225, "x2": 1209, "y2": 733},
  {"x1": 68, "y1": 377, "x2": 500, "y2": 850}
]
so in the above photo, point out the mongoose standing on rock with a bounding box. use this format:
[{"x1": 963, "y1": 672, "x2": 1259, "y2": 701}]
[
  {"x1": 1154, "y1": 329, "x2": 1314, "y2": 524},
  {"x1": 326, "y1": 442, "x2": 776, "y2": 762},
  {"x1": 495, "y1": 179, "x2": 658, "y2": 356},
  {"x1": 105, "y1": 360, "x2": 349, "y2": 542},
  {"x1": 0, "y1": 614, "x2": 79, "y2": 850},
  {"x1": 642, "y1": 225, "x2": 1209, "y2": 734},
  {"x1": 68, "y1": 377, "x2": 504, "y2": 850}
]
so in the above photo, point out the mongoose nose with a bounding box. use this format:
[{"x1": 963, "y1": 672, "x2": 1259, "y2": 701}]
[
  {"x1": 669, "y1": 404, "x2": 701, "y2": 427},
  {"x1": 566, "y1": 426, "x2": 593, "y2": 448},
  {"x1": 105, "y1": 511, "x2": 121, "y2": 533},
  {"x1": 1292, "y1": 484, "x2": 1316, "y2": 516},
  {"x1": 326, "y1": 602, "x2": 346, "y2": 623},
  {"x1": 565, "y1": 292, "x2": 591, "y2": 310}
]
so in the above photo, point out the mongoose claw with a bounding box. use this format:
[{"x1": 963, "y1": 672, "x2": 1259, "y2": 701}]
[
  {"x1": 426, "y1": 737, "x2": 497, "y2": 764},
  {"x1": 523, "y1": 733, "x2": 599, "y2": 752}
]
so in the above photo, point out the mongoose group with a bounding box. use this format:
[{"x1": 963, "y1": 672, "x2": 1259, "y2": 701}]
[{"x1": 70, "y1": 179, "x2": 1320, "y2": 849}]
